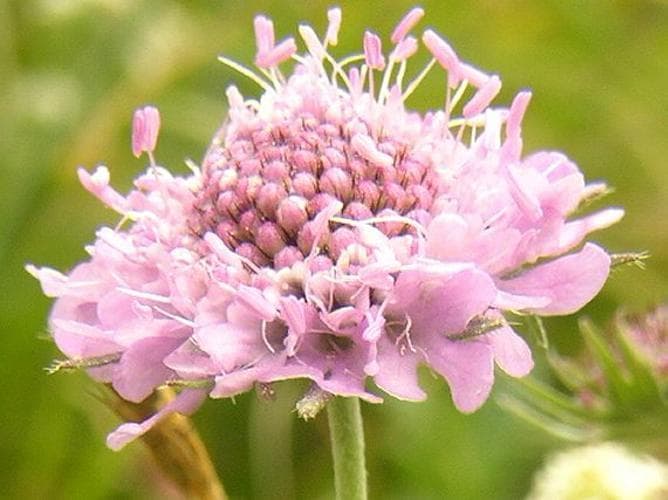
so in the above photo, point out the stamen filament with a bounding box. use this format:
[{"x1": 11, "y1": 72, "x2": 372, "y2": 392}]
[
  {"x1": 449, "y1": 79, "x2": 470, "y2": 114},
  {"x1": 218, "y1": 55, "x2": 274, "y2": 93},
  {"x1": 330, "y1": 215, "x2": 427, "y2": 238},
  {"x1": 402, "y1": 58, "x2": 437, "y2": 101},
  {"x1": 395, "y1": 59, "x2": 408, "y2": 91},
  {"x1": 378, "y1": 58, "x2": 397, "y2": 104}
]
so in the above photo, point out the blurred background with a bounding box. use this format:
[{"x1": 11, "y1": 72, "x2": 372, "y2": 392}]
[{"x1": 2, "y1": 0, "x2": 667, "y2": 498}]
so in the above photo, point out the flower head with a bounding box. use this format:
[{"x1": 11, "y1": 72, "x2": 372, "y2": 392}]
[{"x1": 28, "y1": 8, "x2": 622, "y2": 449}]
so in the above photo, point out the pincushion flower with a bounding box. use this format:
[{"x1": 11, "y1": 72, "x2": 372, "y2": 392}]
[{"x1": 28, "y1": 7, "x2": 623, "y2": 451}]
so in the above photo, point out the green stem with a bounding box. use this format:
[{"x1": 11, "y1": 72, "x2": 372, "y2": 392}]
[{"x1": 327, "y1": 397, "x2": 368, "y2": 500}]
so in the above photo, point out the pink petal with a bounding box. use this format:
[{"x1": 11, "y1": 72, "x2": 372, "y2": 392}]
[
  {"x1": 77, "y1": 167, "x2": 128, "y2": 213},
  {"x1": 51, "y1": 319, "x2": 121, "y2": 358},
  {"x1": 556, "y1": 208, "x2": 624, "y2": 253},
  {"x1": 112, "y1": 336, "x2": 182, "y2": 403},
  {"x1": 96, "y1": 290, "x2": 136, "y2": 328},
  {"x1": 211, "y1": 367, "x2": 264, "y2": 398},
  {"x1": 25, "y1": 265, "x2": 70, "y2": 297},
  {"x1": 498, "y1": 243, "x2": 611, "y2": 315},
  {"x1": 428, "y1": 338, "x2": 494, "y2": 412},
  {"x1": 393, "y1": 266, "x2": 496, "y2": 335},
  {"x1": 493, "y1": 290, "x2": 550, "y2": 311},
  {"x1": 506, "y1": 163, "x2": 543, "y2": 222},
  {"x1": 280, "y1": 296, "x2": 307, "y2": 355},
  {"x1": 322, "y1": 306, "x2": 361, "y2": 332},
  {"x1": 374, "y1": 335, "x2": 426, "y2": 401},
  {"x1": 236, "y1": 285, "x2": 277, "y2": 321},
  {"x1": 318, "y1": 379, "x2": 383, "y2": 403},
  {"x1": 485, "y1": 325, "x2": 534, "y2": 377},
  {"x1": 163, "y1": 342, "x2": 219, "y2": 378},
  {"x1": 359, "y1": 262, "x2": 397, "y2": 290},
  {"x1": 362, "y1": 310, "x2": 385, "y2": 342},
  {"x1": 425, "y1": 213, "x2": 471, "y2": 260},
  {"x1": 106, "y1": 389, "x2": 206, "y2": 451},
  {"x1": 194, "y1": 321, "x2": 264, "y2": 372}
]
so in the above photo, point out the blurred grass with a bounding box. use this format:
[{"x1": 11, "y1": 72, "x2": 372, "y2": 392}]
[{"x1": 2, "y1": 0, "x2": 666, "y2": 498}]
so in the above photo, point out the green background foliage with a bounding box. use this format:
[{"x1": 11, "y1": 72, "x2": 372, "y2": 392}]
[{"x1": 2, "y1": 0, "x2": 666, "y2": 498}]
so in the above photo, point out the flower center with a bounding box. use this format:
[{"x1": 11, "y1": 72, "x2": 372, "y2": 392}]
[{"x1": 191, "y1": 107, "x2": 439, "y2": 268}]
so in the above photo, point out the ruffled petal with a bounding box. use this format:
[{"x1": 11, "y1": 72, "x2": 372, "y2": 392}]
[
  {"x1": 211, "y1": 367, "x2": 266, "y2": 398},
  {"x1": 485, "y1": 325, "x2": 534, "y2": 377},
  {"x1": 374, "y1": 335, "x2": 426, "y2": 401},
  {"x1": 193, "y1": 321, "x2": 265, "y2": 372},
  {"x1": 25, "y1": 265, "x2": 70, "y2": 297},
  {"x1": 427, "y1": 338, "x2": 494, "y2": 413},
  {"x1": 556, "y1": 208, "x2": 624, "y2": 253},
  {"x1": 77, "y1": 167, "x2": 128, "y2": 213},
  {"x1": 497, "y1": 243, "x2": 610, "y2": 315},
  {"x1": 50, "y1": 319, "x2": 122, "y2": 359},
  {"x1": 112, "y1": 336, "x2": 182, "y2": 403},
  {"x1": 392, "y1": 266, "x2": 496, "y2": 335}
]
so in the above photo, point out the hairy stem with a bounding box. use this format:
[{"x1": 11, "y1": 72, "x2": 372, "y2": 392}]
[{"x1": 327, "y1": 396, "x2": 367, "y2": 500}]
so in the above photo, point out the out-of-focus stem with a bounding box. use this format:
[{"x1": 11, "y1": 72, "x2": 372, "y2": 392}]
[{"x1": 104, "y1": 386, "x2": 227, "y2": 500}]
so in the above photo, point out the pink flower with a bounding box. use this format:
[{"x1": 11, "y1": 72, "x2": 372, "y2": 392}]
[{"x1": 28, "y1": 7, "x2": 622, "y2": 449}]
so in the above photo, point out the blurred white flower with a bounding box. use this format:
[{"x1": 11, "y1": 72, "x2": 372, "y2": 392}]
[{"x1": 528, "y1": 442, "x2": 668, "y2": 500}]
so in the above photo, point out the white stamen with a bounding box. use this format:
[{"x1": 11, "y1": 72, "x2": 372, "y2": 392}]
[
  {"x1": 218, "y1": 55, "x2": 274, "y2": 93},
  {"x1": 402, "y1": 58, "x2": 437, "y2": 101},
  {"x1": 378, "y1": 57, "x2": 397, "y2": 104},
  {"x1": 261, "y1": 320, "x2": 276, "y2": 353},
  {"x1": 448, "y1": 79, "x2": 470, "y2": 114},
  {"x1": 153, "y1": 306, "x2": 196, "y2": 327},
  {"x1": 330, "y1": 214, "x2": 427, "y2": 239},
  {"x1": 116, "y1": 287, "x2": 172, "y2": 303}
]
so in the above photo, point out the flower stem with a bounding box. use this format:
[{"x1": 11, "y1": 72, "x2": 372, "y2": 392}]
[{"x1": 327, "y1": 396, "x2": 368, "y2": 500}]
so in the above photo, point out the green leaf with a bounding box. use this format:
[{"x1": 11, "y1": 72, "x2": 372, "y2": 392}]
[
  {"x1": 496, "y1": 393, "x2": 601, "y2": 443},
  {"x1": 579, "y1": 317, "x2": 637, "y2": 414}
]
